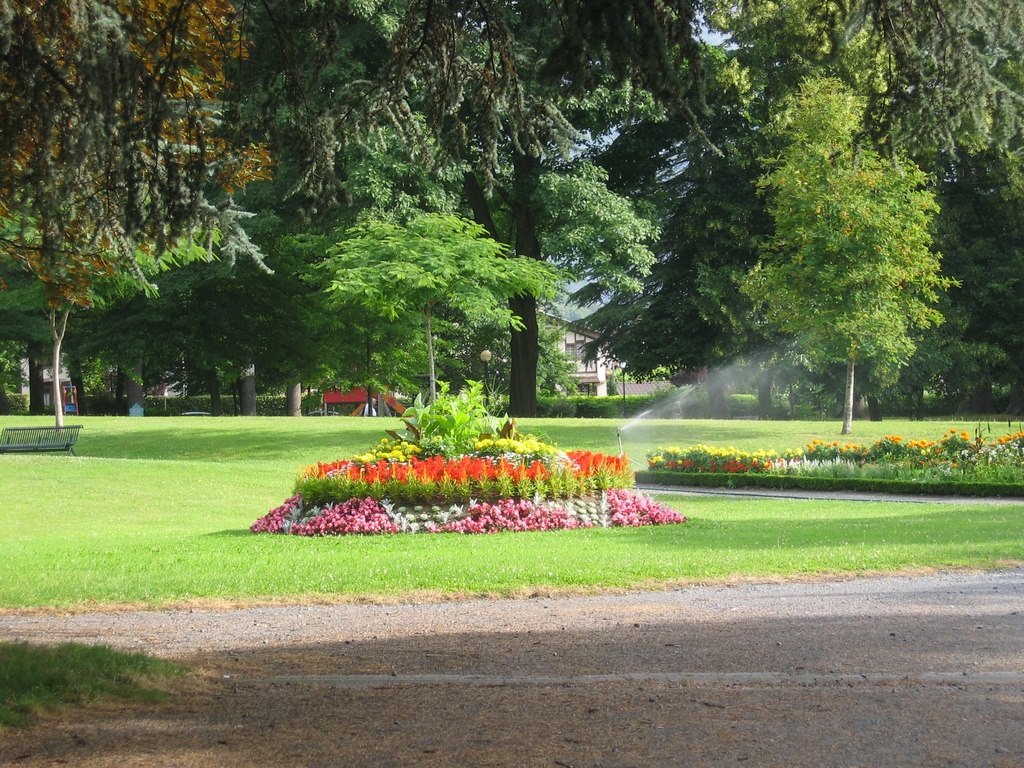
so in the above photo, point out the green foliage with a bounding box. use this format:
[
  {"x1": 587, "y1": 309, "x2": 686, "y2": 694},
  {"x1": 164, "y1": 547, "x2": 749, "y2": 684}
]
[
  {"x1": 397, "y1": 381, "x2": 504, "y2": 458},
  {"x1": 536, "y1": 162, "x2": 659, "y2": 302},
  {"x1": 322, "y1": 213, "x2": 563, "y2": 401},
  {"x1": 746, "y1": 77, "x2": 951, "y2": 379},
  {"x1": 323, "y1": 214, "x2": 561, "y2": 325},
  {"x1": 637, "y1": 469, "x2": 1024, "y2": 498},
  {"x1": 0, "y1": 642, "x2": 184, "y2": 728},
  {"x1": 6, "y1": 394, "x2": 28, "y2": 415}
]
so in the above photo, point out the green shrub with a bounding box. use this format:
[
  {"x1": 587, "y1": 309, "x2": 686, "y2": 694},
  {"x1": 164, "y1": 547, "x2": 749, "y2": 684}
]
[
  {"x1": 729, "y1": 393, "x2": 760, "y2": 418},
  {"x1": 543, "y1": 398, "x2": 578, "y2": 418},
  {"x1": 5, "y1": 393, "x2": 28, "y2": 415},
  {"x1": 636, "y1": 470, "x2": 1024, "y2": 498}
]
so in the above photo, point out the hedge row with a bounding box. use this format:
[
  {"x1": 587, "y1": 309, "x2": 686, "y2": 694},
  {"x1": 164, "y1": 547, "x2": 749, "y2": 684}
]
[
  {"x1": 535, "y1": 392, "x2": 764, "y2": 419},
  {"x1": 635, "y1": 470, "x2": 1024, "y2": 498},
  {"x1": 139, "y1": 393, "x2": 331, "y2": 416}
]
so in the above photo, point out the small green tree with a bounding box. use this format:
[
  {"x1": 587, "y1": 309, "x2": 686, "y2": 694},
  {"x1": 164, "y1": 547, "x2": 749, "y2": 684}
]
[
  {"x1": 322, "y1": 214, "x2": 562, "y2": 402},
  {"x1": 743, "y1": 78, "x2": 953, "y2": 434}
]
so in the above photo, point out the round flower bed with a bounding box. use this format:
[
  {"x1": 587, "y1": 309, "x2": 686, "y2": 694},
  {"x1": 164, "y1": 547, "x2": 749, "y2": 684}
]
[
  {"x1": 251, "y1": 488, "x2": 685, "y2": 536},
  {"x1": 251, "y1": 383, "x2": 686, "y2": 536}
]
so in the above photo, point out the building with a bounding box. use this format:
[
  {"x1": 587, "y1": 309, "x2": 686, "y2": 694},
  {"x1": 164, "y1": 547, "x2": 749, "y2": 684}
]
[
  {"x1": 552, "y1": 316, "x2": 673, "y2": 398},
  {"x1": 559, "y1": 324, "x2": 613, "y2": 397}
]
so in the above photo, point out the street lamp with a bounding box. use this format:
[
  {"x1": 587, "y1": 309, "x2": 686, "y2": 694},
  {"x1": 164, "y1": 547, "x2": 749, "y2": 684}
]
[
  {"x1": 480, "y1": 349, "x2": 492, "y2": 409},
  {"x1": 620, "y1": 361, "x2": 627, "y2": 408}
]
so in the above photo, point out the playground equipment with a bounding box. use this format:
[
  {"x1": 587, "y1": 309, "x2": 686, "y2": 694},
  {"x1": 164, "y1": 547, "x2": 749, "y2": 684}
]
[
  {"x1": 321, "y1": 388, "x2": 406, "y2": 416},
  {"x1": 62, "y1": 383, "x2": 78, "y2": 415}
]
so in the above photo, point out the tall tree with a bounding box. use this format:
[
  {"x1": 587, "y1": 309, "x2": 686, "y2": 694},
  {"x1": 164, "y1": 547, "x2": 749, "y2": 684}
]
[
  {"x1": 237, "y1": 0, "x2": 694, "y2": 415},
  {"x1": 743, "y1": 78, "x2": 951, "y2": 433},
  {"x1": 0, "y1": 0, "x2": 271, "y2": 425},
  {"x1": 927, "y1": 147, "x2": 1024, "y2": 414}
]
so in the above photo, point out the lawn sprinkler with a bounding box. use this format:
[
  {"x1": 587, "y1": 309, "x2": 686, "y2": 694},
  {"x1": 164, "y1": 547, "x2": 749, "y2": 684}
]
[{"x1": 617, "y1": 428, "x2": 623, "y2": 457}]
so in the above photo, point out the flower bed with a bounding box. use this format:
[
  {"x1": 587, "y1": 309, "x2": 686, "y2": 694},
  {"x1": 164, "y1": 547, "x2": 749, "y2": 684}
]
[
  {"x1": 251, "y1": 382, "x2": 686, "y2": 536},
  {"x1": 296, "y1": 450, "x2": 634, "y2": 507},
  {"x1": 642, "y1": 428, "x2": 1024, "y2": 491},
  {"x1": 252, "y1": 488, "x2": 685, "y2": 536}
]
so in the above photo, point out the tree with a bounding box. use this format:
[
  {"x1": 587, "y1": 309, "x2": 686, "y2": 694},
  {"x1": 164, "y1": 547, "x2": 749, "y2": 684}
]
[
  {"x1": 924, "y1": 148, "x2": 1024, "y2": 415},
  {"x1": 743, "y1": 78, "x2": 951, "y2": 433},
  {"x1": 584, "y1": 56, "x2": 775, "y2": 389},
  {"x1": 0, "y1": 0, "x2": 271, "y2": 425},
  {"x1": 321, "y1": 214, "x2": 561, "y2": 402},
  {"x1": 236, "y1": 0, "x2": 685, "y2": 416}
]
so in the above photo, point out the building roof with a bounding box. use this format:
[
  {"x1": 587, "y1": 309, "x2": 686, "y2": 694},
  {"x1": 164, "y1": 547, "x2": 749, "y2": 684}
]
[{"x1": 622, "y1": 380, "x2": 673, "y2": 396}]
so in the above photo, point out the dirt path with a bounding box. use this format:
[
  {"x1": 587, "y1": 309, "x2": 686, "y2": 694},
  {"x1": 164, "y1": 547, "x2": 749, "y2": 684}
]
[{"x1": 3, "y1": 569, "x2": 1024, "y2": 767}]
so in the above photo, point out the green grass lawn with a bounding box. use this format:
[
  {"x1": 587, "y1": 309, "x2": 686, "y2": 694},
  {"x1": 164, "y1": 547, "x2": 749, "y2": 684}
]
[{"x1": 1, "y1": 414, "x2": 1022, "y2": 609}]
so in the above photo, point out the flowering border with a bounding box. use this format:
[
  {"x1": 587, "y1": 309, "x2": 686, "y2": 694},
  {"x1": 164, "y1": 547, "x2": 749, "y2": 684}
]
[
  {"x1": 251, "y1": 488, "x2": 686, "y2": 536},
  {"x1": 646, "y1": 429, "x2": 1024, "y2": 477}
]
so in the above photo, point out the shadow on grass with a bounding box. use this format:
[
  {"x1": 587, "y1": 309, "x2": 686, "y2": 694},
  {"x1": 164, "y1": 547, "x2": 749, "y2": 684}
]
[{"x1": 73, "y1": 421, "x2": 393, "y2": 463}]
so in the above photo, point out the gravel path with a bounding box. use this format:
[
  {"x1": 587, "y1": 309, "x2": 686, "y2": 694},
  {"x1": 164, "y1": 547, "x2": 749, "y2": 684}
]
[{"x1": 3, "y1": 568, "x2": 1024, "y2": 767}]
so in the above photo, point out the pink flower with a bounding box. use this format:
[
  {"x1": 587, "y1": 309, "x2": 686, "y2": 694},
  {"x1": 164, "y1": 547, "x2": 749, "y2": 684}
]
[{"x1": 252, "y1": 489, "x2": 685, "y2": 536}]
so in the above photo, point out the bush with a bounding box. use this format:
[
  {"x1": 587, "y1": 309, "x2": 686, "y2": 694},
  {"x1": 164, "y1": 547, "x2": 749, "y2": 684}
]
[
  {"x1": 729, "y1": 394, "x2": 760, "y2": 418},
  {"x1": 6, "y1": 393, "x2": 28, "y2": 415},
  {"x1": 635, "y1": 470, "x2": 1024, "y2": 498},
  {"x1": 538, "y1": 394, "x2": 662, "y2": 419},
  {"x1": 544, "y1": 398, "x2": 578, "y2": 418}
]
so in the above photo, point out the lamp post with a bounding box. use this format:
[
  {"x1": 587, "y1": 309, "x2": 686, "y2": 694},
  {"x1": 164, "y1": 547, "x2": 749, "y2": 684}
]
[
  {"x1": 480, "y1": 349, "x2": 492, "y2": 410},
  {"x1": 620, "y1": 361, "x2": 627, "y2": 409}
]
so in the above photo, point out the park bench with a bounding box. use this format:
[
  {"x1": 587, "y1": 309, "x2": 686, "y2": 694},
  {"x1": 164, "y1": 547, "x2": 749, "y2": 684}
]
[{"x1": 0, "y1": 425, "x2": 82, "y2": 455}]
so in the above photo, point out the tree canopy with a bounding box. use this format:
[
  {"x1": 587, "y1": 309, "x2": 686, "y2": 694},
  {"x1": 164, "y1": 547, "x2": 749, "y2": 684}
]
[
  {"x1": 744, "y1": 78, "x2": 952, "y2": 432},
  {"x1": 0, "y1": 0, "x2": 272, "y2": 424},
  {"x1": 321, "y1": 213, "x2": 562, "y2": 401}
]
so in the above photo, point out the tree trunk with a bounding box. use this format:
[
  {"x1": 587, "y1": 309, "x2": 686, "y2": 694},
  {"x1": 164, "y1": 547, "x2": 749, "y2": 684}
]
[
  {"x1": 69, "y1": 360, "x2": 86, "y2": 417},
  {"x1": 48, "y1": 308, "x2": 70, "y2": 427},
  {"x1": 28, "y1": 355, "x2": 45, "y2": 415},
  {"x1": 464, "y1": 161, "x2": 543, "y2": 417},
  {"x1": 463, "y1": 172, "x2": 501, "y2": 240},
  {"x1": 867, "y1": 395, "x2": 882, "y2": 422},
  {"x1": 509, "y1": 294, "x2": 539, "y2": 416},
  {"x1": 959, "y1": 383, "x2": 994, "y2": 415},
  {"x1": 0, "y1": 376, "x2": 9, "y2": 416},
  {"x1": 913, "y1": 387, "x2": 925, "y2": 420},
  {"x1": 508, "y1": 153, "x2": 544, "y2": 418},
  {"x1": 115, "y1": 367, "x2": 126, "y2": 415},
  {"x1": 206, "y1": 370, "x2": 223, "y2": 416},
  {"x1": 757, "y1": 368, "x2": 773, "y2": 421},
  {"x1": 1006, "y1": 384, "x2": 1024, "y2": 418},
  {"x1": 707, "y1": 370, "x2": 730, "y2": 420},
  {"x1": 286, "y1": 381, "x2": 302, "y2": 417},
  {"x1": 240, "y1": 365, "x2": 257, "y2": 416},
  {"x1": 841, "y1": 359, "x2": 855, "y2": 435},
  {"x1": 126, "y1": 357, "x2": 145, "y2": 415}
]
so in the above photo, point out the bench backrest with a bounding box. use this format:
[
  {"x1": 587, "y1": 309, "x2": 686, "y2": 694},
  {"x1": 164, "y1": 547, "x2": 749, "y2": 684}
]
[{"x1": 0, "y1": 425, "x2": 82, "y2": 446}]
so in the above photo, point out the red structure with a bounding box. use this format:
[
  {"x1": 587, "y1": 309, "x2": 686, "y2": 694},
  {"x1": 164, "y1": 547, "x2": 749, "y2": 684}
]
[{"x1": 322, "y1": 388, "x2": 406, "y2": 416}]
